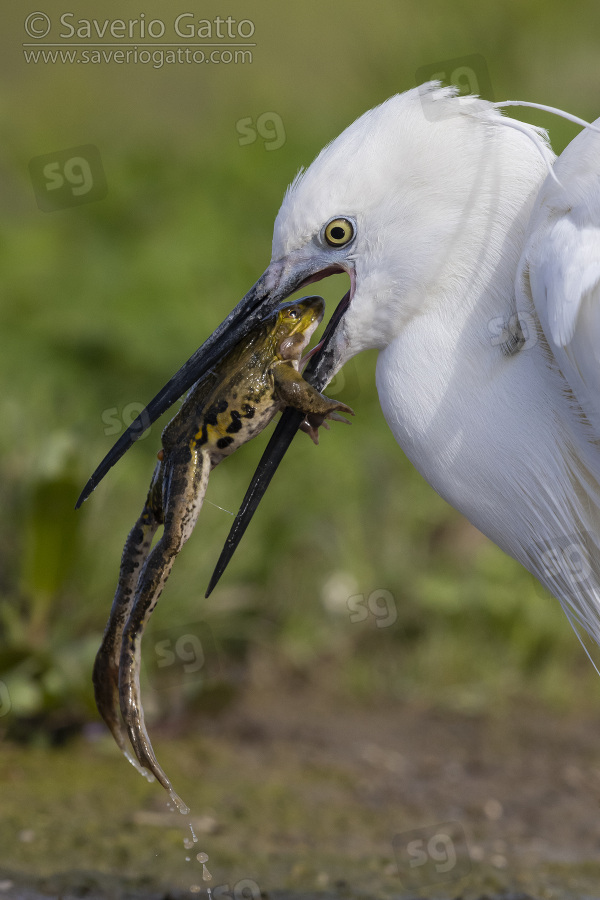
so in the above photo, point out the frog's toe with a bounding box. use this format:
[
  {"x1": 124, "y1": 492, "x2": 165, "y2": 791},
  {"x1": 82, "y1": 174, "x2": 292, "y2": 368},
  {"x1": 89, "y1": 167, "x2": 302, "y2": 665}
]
[
  {"x1": 125, "y1": 708, "x2": 174, "y2": 791},
  {"x1": 119, "y1": 646, "x2": 189, "y2": 813},
  {"x1": 122, "y1": 703, "x2": 190, "y2": 814},
  {"x1": 331, "y1": 401, "x2": 355, "y2": 417},
  {"x1": 327, "y1": 409, "x2": 353, "y2": 423},
  {"x1": 300, "y1": 417, "x2": 326, "y2": 444},
  {"x1": 93, "y1": 646, "x2": 129, "y2": 754}
]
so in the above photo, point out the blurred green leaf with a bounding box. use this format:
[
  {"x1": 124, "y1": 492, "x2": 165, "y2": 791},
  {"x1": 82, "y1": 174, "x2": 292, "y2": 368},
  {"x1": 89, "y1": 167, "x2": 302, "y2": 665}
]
[{"x1": 2, "y1": 0, "x2": 600, "y2": 735}]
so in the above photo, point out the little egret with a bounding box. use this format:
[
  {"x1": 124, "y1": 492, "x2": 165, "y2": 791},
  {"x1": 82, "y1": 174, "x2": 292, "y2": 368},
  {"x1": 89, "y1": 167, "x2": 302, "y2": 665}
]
[{"x1": 79, "y1": 83, "x2": 600, "y2": 667}]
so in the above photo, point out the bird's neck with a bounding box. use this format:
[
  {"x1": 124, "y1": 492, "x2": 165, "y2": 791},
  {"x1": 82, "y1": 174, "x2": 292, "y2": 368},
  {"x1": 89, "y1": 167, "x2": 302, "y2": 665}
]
[
  {"x1": 345, "y1": 108, "x2": 553, "y2": 360},
  {"x1": 373, "y1": 138, "x2": 571, "y2": 552}
]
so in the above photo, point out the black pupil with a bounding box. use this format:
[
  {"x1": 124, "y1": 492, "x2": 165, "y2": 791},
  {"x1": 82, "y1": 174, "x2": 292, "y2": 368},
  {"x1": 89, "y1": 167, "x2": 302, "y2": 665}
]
[{"x1": 331, "y1": 226, "x2": 346, "y2": 241}]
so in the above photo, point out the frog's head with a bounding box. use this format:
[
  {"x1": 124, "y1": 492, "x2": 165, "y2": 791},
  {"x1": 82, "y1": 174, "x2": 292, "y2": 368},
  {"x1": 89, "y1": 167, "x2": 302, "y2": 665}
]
[{"x1": 270, "y1": 296, "x2": 325, "y2": 361}]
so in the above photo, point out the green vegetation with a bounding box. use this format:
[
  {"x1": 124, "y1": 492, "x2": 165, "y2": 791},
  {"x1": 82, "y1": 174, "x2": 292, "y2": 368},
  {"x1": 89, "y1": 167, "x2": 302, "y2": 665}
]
[{"x1": 3, "y1": 0, "x2": 600, "y2": 744}]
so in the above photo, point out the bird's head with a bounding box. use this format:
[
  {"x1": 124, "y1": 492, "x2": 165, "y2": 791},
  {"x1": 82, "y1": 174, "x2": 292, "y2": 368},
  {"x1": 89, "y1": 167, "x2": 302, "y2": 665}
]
[
  {"x1": 165, "y1": 81, "x2": 531, "y2": 399},
  {"x1": 267, "y1": 82, "x2": 529, "y2": 373},
  {"x1": 78, "y1": 82, "x2": 549, "y2": 510}
]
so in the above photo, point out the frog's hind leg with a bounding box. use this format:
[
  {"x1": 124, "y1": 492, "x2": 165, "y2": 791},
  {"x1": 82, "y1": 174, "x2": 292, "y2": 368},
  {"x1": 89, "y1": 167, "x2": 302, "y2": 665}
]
[
  {"x1": 93, "y1": 462, "x2": 164, "y2": 776},
  {"x1": 119, "y1": 445, "x2": 210, "y2": 812}
]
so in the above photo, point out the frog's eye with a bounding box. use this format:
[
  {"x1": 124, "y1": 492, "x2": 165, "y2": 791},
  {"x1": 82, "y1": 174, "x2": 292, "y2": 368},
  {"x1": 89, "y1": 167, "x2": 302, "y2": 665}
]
[
  {"x1": 323, "y1": 217, "x2": 355, "y2": 248},
  {"x1": 286, "y1": 308, "x2": 301, "y2": 319}
]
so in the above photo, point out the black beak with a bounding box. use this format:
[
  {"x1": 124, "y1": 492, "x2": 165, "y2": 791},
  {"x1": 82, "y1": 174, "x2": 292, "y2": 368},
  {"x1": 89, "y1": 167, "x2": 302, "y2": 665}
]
[
  {"x1": 205, "y1": 288, "x2": 352, "y2": 597},
  {"x1": 76, "y1": 253, "x2": 337, "y2": 509}
]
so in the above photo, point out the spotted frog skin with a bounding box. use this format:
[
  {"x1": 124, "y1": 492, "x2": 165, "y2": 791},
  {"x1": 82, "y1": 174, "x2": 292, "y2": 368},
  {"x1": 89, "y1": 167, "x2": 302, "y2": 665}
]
[{"x1": 92, "y1": 296, "x2": 353, "y2": 811}]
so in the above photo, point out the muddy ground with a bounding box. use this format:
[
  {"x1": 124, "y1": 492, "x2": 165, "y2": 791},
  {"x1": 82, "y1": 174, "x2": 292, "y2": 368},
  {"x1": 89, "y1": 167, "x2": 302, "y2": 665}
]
[{"x1": 2, "y1": 680, "x2": 600, "y2": 899}]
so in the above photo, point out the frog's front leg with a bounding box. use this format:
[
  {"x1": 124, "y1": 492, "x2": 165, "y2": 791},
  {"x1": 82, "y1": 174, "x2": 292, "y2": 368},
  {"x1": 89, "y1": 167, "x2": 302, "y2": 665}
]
[
  {"x1": 93, "y1": 462, "x2": 164, "y2": 773},
  {"x1": 118, "y1": 443, "x2": 210, "y2": 812},
  {"x1": 273, "y1": 364, "x2": 354, "y2": 444}
]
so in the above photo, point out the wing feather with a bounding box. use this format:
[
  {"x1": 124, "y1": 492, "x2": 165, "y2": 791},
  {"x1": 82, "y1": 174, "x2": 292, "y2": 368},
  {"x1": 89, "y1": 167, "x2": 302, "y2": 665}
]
[
  {"x1": 521, "y1": 121, "x2": 600, "y2": 430},
  {"x1": 538, "y1": 217, "x2": 600, "y2": 349}
]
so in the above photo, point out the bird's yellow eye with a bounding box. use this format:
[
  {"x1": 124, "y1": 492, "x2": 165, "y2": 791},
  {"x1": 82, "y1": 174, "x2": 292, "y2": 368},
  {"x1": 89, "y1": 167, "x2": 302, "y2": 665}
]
[{"x1": 324, "y1": 217, "x2": 355, "y2": 247}]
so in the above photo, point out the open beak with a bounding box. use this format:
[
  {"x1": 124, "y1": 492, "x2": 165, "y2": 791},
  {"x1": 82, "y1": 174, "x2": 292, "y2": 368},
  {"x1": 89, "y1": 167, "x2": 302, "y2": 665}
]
[
  {"x1": 76, "y1": 251, "x2": 351, "y2": 509},
  {"x1": 205, "y1": 287, "x2": 351, "y2": 597}
]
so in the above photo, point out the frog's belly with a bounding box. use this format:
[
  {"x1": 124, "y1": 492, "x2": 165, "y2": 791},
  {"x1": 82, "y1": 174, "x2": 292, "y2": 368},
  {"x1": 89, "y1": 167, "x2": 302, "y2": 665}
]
[{"x1": 207, "y1": 400, "x2": 283, "y2": 464}]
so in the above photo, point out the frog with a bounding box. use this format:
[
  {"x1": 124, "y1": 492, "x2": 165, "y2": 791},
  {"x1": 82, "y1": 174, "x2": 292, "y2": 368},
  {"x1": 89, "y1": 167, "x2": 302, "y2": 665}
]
[{"x1": 92, "y1": 295, "x2": 354, "y2": 812}]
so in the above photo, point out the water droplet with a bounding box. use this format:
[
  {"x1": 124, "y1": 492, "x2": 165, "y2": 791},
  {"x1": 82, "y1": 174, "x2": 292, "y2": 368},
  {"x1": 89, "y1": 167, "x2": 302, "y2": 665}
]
[
  {"x1": 185, "y1": 857, "x2": 191, "y2": 862},
  {"x1": 189, "y1": 822, "x2": 198, "y2": 843},
  {"x1": 190, "y1": 885, "x2": 202, "y2": 894},
  {"x1": 123, "y1": 750, "x2": 155, "y2": 782},
  {"x1": 194, "y1": 851, "x2": 211, "y2": 881},
  {"x1": 183, "y1": 837, "x2": 195, "y2": 850},
  {"x1": 202, "y1": 858, "x2": 212, "y2": 879},
  {"x1": 169, "y1": 788, "x2": 190, "y2": 815}
]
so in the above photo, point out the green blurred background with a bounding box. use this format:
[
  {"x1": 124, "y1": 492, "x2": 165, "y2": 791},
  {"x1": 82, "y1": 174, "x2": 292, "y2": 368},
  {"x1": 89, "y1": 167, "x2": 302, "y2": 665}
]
[{"x1": 2, "y1": 0, "x2": 600, "y2": 746}]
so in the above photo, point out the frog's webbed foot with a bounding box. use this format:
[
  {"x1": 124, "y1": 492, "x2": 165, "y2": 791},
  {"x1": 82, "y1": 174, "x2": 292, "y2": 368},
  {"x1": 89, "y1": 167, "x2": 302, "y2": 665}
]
[
  {"x1": 274, "y1": 365, "x2": 355, "y2": 446},
  {"x1": 93, "y1": 462, "x2": 164, "y2": 765},
  {"x1": 298, "y1": 395, "x2": 354, "y2": 445},
  {"x1": 118, "y1": 446, "x2": 210, "y2": 813},
  {"x1": 300, "y1": 408, "x2": 353, "y2": 445}
]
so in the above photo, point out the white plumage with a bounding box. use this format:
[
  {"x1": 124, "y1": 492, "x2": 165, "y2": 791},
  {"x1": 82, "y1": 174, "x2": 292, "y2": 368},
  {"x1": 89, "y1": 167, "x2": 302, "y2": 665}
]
[
  {"x1": 273, "y1": 83, "x2": 600, "y2": 656},
  {"x1": 519, "y1": 121, "x2": 600, "y2": 433},
  {"x1": 90, "y1": 82, "x2": 600, "y2": 662}
]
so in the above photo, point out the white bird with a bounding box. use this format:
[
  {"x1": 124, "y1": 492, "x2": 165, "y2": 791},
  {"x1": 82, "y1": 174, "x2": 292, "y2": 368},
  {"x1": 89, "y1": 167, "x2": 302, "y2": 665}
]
[
  {"x1": 80, "y1": 83, "x2": 600, "y2": 666},
  {"x1": 511, "y1": 114, "x2": 600, "y2": 656}
]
